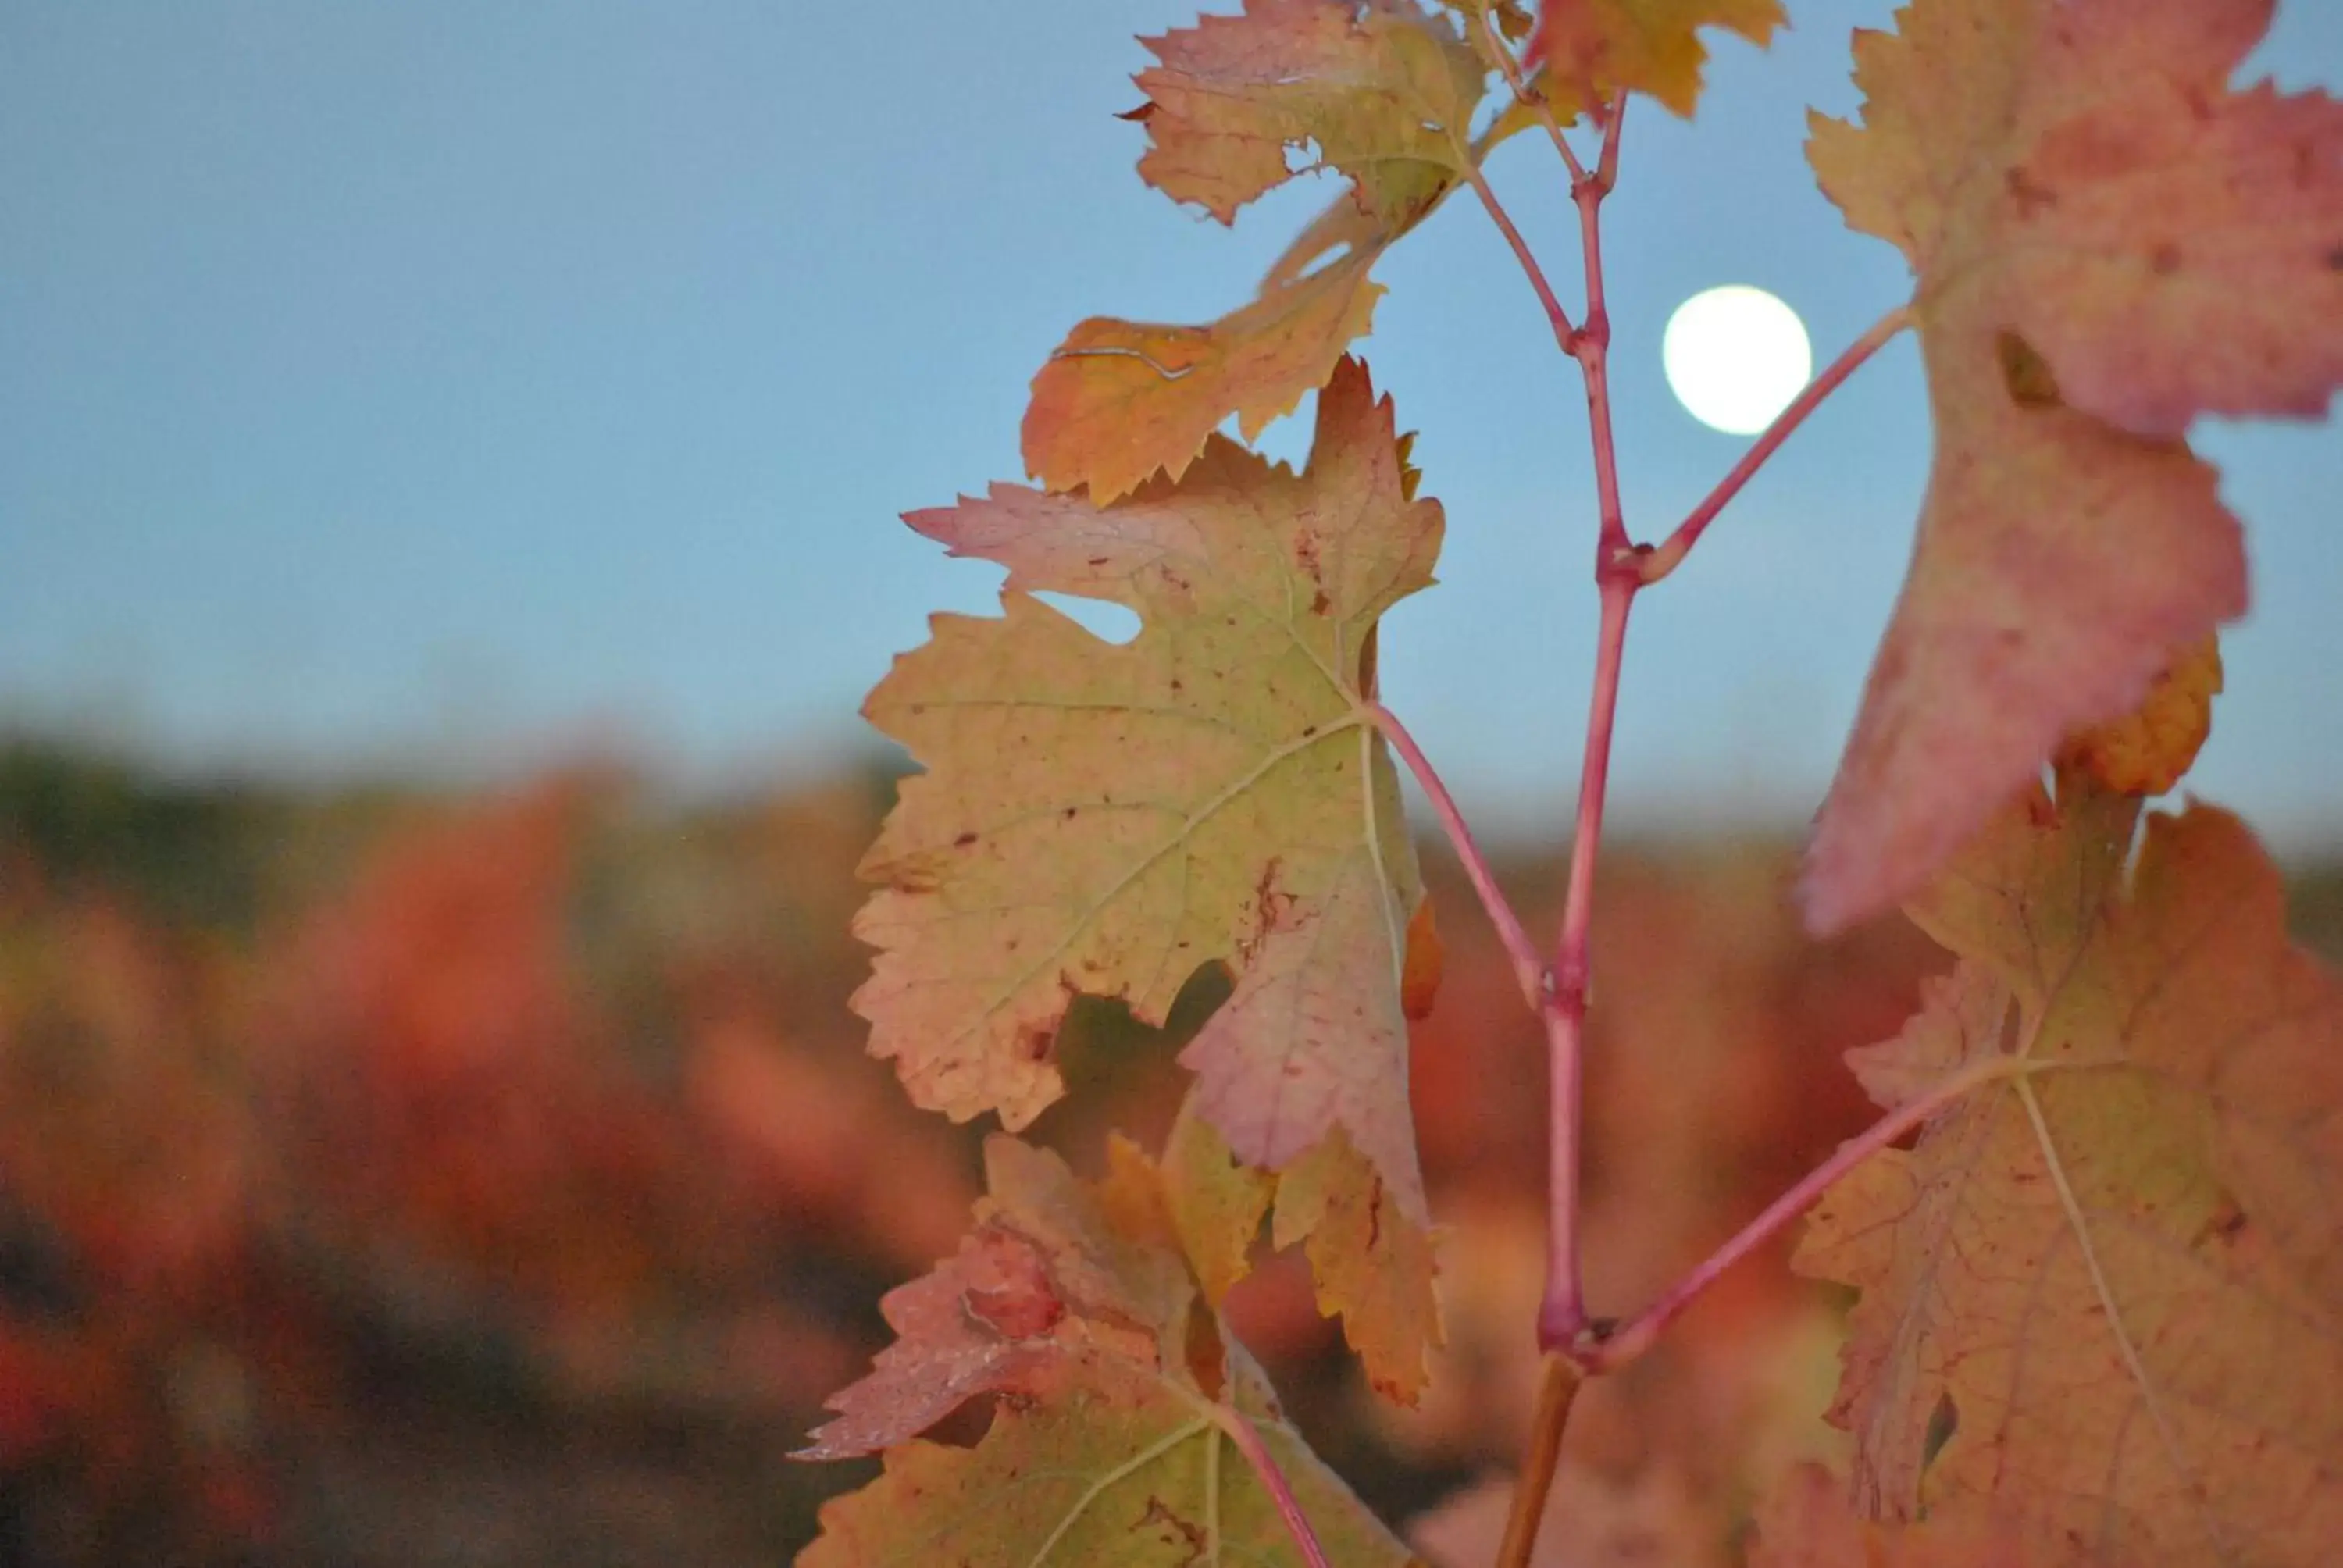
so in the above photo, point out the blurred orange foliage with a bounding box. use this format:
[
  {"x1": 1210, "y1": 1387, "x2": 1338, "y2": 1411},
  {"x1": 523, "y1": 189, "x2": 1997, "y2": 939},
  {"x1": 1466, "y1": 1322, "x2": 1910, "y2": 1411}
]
[{"x1": 0, "y1": 744, "x2": 2329, "y2": 1562}]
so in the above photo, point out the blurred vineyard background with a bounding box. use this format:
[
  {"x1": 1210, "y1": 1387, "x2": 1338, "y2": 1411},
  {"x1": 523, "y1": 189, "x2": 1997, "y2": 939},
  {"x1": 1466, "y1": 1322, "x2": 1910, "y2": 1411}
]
[{"x1": 0, "y1": 733, "x2": 2334, "y2": 1566}]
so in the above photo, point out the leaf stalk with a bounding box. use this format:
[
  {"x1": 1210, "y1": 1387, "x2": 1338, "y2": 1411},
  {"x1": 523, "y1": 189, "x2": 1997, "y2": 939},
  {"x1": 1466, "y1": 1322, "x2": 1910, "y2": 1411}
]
[
  {"x1": 1639, "y1": 304, "x2": 1913, "y2": 584},
  {"x1": 1589, "y1": 1053, "x2": 2023, "y2": 1372},
  {"x1": 1366, "y1": 700, "x2": 1546, "y2": 1011},
  {"x1": 1214, "y1": 1409, "x2": 1334, "y2": 1568}
]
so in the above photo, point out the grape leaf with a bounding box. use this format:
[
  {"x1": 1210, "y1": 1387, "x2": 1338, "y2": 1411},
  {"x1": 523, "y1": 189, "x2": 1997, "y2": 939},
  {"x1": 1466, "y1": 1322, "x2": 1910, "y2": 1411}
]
[
  {"x1": 1020, "y1": 229, "x2": 1385, "y2": 510},
  {"x1": 1023, "y1": 0, "x2": 1490, "y2": 503},
  {"x1": 1800, "y1": 0, "x2": 2343, "y2": 932},
  {"x1": 799, "y1": 1135, "x2": 1419, "y2": 1568},
  {"x1": 1793, "y1": 773, "x2": 2343, "y2": 1565},
  {"x1": 1811, "y1": 0, "x2": 2343, "y2": 440},
  {"x1": 1131, "y1": 0, "x2": 1487, "y2": 229},
  {"x1": 1526, "y1": 0, "x2": 1785, "y2": 119},
  {"x1": 858, "y1": 357, "x2": 1439, "y2": 1339},
  {"x1": 2054, "y1": 634, "x2": 2222, "y2": 799},
  {"x1": 1163, "y1": 1102, "x2": 1443, "y2": 1402},
  {"x1": 1797, "y1": 329, "x2": 2241, "y2": 935},
  {"x1": 1749, "y1": 1463, "x2": 2084, "y2": 1568}
]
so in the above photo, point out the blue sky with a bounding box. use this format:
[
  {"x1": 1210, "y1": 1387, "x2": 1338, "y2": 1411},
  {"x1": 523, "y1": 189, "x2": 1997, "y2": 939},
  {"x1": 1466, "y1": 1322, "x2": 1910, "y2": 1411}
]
[{"x1": 3, "y1": 2, "x2": 2338, "y2": 846}]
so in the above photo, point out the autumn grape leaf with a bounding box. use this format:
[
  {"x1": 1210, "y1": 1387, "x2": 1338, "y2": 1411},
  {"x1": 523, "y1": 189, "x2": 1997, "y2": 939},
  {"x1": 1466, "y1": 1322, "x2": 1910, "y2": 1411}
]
[
  {"x1": 2054, "y1": 634, "x2": 2223, "y2": 798},
  {"x1": 1162, "y1": 1099, "x2": 1443, "y2": 1403},
  {"x1": 1793, "y1": 773, "x2": 2343, "y2": 1565},
  {"x1": 1020, "y1": 227, "x2": 1385, "y2": 510},
  {"x1": 1130, "y1": 0, "x2": 1487, "y2": 229},
  {"x1": 858, "y1": 357, "x2": 1440, "y2": 1344},
  {"x1": 1526, "y1": 0, "x2": 1785, "y2": 119},
  {"x1": 1800, "y1": 0, "x2": 2343, "y2": 931},
  {"x1": 1748, "y1": 1463, "x2": 2086, "y2": 1568},
  {"x1": 1812, "y1": 0, "x2": 2343, "y2": 440},
  {"x1": 1024, "y1": 0, "x2": 1491, "y2": 502},
  {"x1": 798, "y1": 1135, "x2": 1419, "y2": 1568}
]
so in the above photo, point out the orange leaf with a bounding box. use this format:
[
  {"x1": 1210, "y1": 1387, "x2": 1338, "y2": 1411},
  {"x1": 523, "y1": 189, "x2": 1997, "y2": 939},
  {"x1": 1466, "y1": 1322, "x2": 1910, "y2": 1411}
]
[
  {"x1": 2054, "y1": 634, "x2": 2222, "y2": 796},
  {"x1": 1527, "y1": 0, "x2": 1784, "y2": 119},
  {"x1": 1748, "y1": 1463, "x2": 2090, "y2": 1568},
  {"x1": 1024, "y1": 0, "x2": 1492, "y2": 501},
  {"x1": 1401, "y1": 893, "x2": 1443, "y2": 1022},
  {"x1": 1795, "y1": 776, "x2": 2343, "y2": 1563},
  {"x1": 1022, "y1": 244, "x2": 1384, "y2": 507}
]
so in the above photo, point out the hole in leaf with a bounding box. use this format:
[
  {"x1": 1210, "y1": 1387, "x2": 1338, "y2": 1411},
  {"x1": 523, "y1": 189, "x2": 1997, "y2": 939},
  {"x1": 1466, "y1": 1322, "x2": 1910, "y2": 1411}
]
[
  {"x1": 1052, "y1": 960, "x2": 1233, "y2": 1095},
  {"x1": 1922, "y1": 1391, "x2": 1960, "y2": 1467},
  {"x1": 1996, "y1": 330, "x2": 2064, "y2": 410},
  {"x1": 1031, "y1": 591, "x2": 1141, "y2": 646}
]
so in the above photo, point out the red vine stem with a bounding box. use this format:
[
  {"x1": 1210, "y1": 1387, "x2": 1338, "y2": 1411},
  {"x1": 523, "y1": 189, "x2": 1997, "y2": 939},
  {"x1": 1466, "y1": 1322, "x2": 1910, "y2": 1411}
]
[
  {"x1": 1639, "y1": 303, "x2": 1913, "y2": 584},
  {"x1": 1539, "y1": 569, "x2": 1633, "y2": 1350},
  {"x1": 1539, "y1": 102, "x2": 1633, "y2": 1353},
  {"x1": 1214, "y1": 1409, "x2": 1332, "y2": 1568},
  {"x1": 1462, "y1": 161, "x2": 1578, "y2": 355},
  {"x1": 1589, "y1": 1053, "x2": 2026, "y2": 1372},
  {"x1": 1468, "y1": 9, "x2": 1592, "y2": 187},
  {"x1": 1567, "y1": 103, "x2": 1628, "y2": 554},
  {"x1": 1365, "y1": 700, "x2": 1546, "y2": 1010}
]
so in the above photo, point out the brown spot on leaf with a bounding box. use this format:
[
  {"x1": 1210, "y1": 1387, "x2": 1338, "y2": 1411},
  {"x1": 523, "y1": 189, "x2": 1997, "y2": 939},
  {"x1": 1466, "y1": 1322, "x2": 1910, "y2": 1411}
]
[
  {"x1": 954, "y1": 831, "x2": 979, "y2": 848},
  {"x1": 1239, "y1": 857, "x2": 1296, "y2": 964},
  {"x1": 2193, "y1": 1194, "x2": 2249, "y2": 1249},
  {"x1": 1309, "y1": 588, "x2": 1332, "y2": 615},
  {"x1": 1997, "y1": 330, "x2": 2063, "y2": 408},
  {"x1": 1136, "y1": 1497, "x2": 1207, "y2": 1565},
  {"x1": 2149, "y1": 241, "x2": 2182, "y2": 276},
  {"x1": 2006, "y1": 166, "x2": 2058, "y2": 219},
  {"x1": 1293, "y1": 530, "x2": 1323, "y2": 583}
]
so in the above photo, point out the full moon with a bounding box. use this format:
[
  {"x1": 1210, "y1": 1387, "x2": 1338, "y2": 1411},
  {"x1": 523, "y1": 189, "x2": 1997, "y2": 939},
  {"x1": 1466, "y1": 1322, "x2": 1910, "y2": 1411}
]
[{"x1": 1662, "y1": 285, "x2": 1813, "y2": 436}]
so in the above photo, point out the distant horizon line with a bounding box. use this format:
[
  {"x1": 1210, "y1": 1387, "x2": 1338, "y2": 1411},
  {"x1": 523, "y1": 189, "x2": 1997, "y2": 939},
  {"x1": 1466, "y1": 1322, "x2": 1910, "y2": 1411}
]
[{"x1": 8, "y1": 715, "x2": 2339, "y2": 864}]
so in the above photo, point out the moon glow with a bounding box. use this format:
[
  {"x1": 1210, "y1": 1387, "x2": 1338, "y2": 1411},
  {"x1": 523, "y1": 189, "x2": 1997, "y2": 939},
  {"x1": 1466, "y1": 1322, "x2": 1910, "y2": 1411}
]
[{"x1": 1662, "y1": 285, "x2": 1813, "y2": 436}]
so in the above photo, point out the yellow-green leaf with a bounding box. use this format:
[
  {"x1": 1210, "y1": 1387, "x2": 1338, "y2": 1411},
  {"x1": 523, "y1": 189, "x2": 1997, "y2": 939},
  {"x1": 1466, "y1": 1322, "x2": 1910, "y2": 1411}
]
[{"x1": 861, "y1": 355, "x2": 1436, "y2": 1237}]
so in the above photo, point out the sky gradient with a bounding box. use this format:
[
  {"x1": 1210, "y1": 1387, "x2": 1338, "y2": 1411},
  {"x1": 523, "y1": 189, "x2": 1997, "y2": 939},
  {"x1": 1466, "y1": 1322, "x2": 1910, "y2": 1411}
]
[{"x1": 4, "y1": 2, "x2": 2338, "y2": 847}]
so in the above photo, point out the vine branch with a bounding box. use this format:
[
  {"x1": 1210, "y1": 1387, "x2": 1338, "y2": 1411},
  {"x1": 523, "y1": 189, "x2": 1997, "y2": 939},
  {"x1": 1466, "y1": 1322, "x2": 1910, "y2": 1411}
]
[
  {"x1": 1461, "y1": 161, "x2": 1578, "y2": 355},
  {"x1": 1589, "y1": 1053, "x2": 2025, "y2": 1372},
  {"x1": 1366, "y1": 700, "x2": 1545, "y2": 1011},
  {"x1": 1567, "y1": 102, "x2": 1628, "y2": 554},
  {"x1": 1538, "y1": 567, "x2": 1635, "y2": 1351},
  {"x1": 1494, "y1": 1354, "x2": 1587, "y2": 1568},
  {"x1": 1455, "y1": 73, "x2": 1924, "y2": 1553},
  {"x1": 1639, "y1": 304, "x2": 1913, "y2": 584},
  {"x1": 1469, "y1": 6, "x2": 1591, "y2": 187}
]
